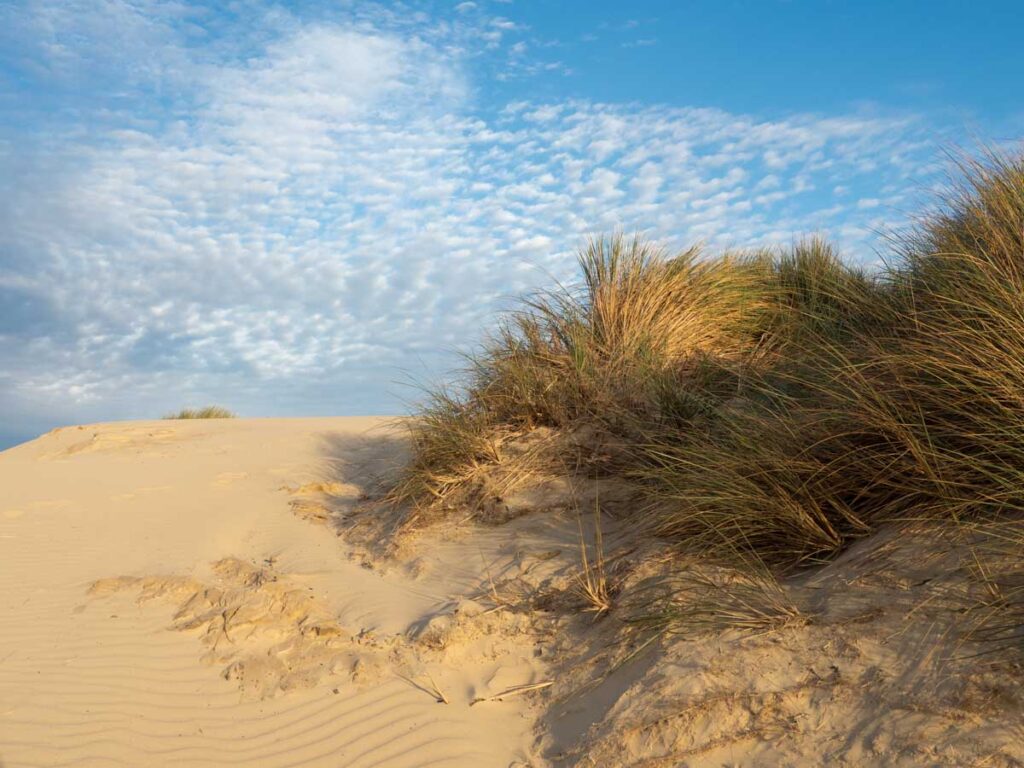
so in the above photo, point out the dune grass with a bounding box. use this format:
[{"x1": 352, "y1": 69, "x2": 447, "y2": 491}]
[
  {"x1": 392, "y1": 234, "x2": 769, "y2": 506},
  {"x1": 573, "y1": 508, "x2": 613, "y2": 619},
  {"x1": 163, "y1": 406, "x2": 236, "y2": 419},
  {"x1": 396, "y1": 149, "x2": 1024, "y2": 645}
]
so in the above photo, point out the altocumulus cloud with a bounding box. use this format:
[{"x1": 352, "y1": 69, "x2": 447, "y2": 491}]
[{"x1": 0, "y1": 0, "x2": 941, "y2": 438}]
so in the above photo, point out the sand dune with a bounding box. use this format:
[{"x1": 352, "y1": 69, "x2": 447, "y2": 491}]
[
  {"x1": 3, "y1": 418, "x2": 1022, "y2": 767},
  {"x1": 0, "y1": 418, "x2": 544, "y2": 767}
]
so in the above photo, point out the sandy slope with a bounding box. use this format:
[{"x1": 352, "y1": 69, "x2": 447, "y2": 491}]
[
  {"x1": 0, "y1": 418, "x2": 545, "y2": 768},
  {"x1": 3, "y1": 418, "x2": 1023, "y2": 768}
]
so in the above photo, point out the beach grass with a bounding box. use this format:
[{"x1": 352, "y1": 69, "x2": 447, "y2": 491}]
[
  {"x1": 396, "y1": 148, "x2": 1024, "y2": 645},
  {"x1": 164, "y1": 406, "x2": 236, "y2": 419}
]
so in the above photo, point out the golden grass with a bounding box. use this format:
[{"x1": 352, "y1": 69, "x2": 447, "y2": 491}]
[
  {"x1": 958, "y1": 519, "x2": 1024, "y2": 657},
  {"x1": 628, "y1": 562, "x2": 806, "y2": 637},
  {"x1": 573, "y1": 507, "x2": 612, "y2": 618},
  {"x1": 163, "y1": 406, "x2": 236, "y2": 419},
  {"x1": 397, "y1": 148, "x2": 1024, "y2": 645},
  {"x1": 392, "y1": 234, "x2": 768, "y2": 511}
]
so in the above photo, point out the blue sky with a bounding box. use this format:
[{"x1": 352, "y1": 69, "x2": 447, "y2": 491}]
[{"x1": 0, "y1": 0, "x2": 1022, "y2": 448}]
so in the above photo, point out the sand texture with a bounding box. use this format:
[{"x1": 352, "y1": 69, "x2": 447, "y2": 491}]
[
  {"x1": 0, "y1": 418, "x2": 547, "y2": 767},
  {"x1": 1, "y1": 418, "x2": 1022, "y2": 767}
]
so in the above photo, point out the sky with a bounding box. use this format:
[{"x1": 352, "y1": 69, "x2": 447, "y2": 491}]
[{"x1": 1, "y1": 0, "x2": 1022, "y2": 449}]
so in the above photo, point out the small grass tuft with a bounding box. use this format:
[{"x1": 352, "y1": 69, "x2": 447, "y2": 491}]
[
  {"x1": 164, "y1": 406, "x2": 236, "y2": 419},
  {"x1": 573, "y1": 506, "x2": 613, "y2": 618},
  {"x1": 628, "y1": 559, "x2": 806, "y2": 638}
]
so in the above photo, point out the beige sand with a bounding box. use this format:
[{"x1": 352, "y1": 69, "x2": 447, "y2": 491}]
[
  {"x1": 2, "y1": 418, "x2": 1022, "y2": 767},
  {"x1": 0, "y1": 418, "x2": 547, "y2": 767}
]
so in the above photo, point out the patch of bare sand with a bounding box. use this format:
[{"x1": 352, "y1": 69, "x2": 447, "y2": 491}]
[
  {"x1": 0, "y1": 418, "x2": 550, "y2": 767},
  {"x1": 529, "y1": 524, "x2": 1024, "y2": 767},
  {"x1": 2, "y1": 418, "x2": 1023, "y2": 767}
]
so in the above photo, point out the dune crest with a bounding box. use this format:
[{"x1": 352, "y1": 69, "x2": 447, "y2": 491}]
[{"x1": 0, "y1": 418, "x2": 546, "y2": 767}]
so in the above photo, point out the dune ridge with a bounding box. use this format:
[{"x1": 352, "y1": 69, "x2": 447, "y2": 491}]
[{"x1": 0, "y1": 418, "x2": 543, "y2": 768}]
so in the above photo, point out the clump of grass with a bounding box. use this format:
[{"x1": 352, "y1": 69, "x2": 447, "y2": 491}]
[
  {"x1": 637, "y1": 406, "x2": 860, "y2": 567},
  {"x1": 875, "y1": 152, "x2": 1024, "y2": 521},
  {"x1": 573, "y1": 507, "x2": 613, "y2": 618},
  {"x1": 164, "y1": 406, "x2": 236, "y2": 419},
  {"x1": 394, "y1": 233, "x2": 768, "y2": 511},
  {"x1": 390, "y1": 389, "x2": 498, "y2": 501},
  {"x1": 638, "y1": 149, "x2": 1024, "y2": 571},
  {"x1": 758, "y1": 236, "x2": 886, "y2": 348},
  {"x1": 627, "y1": 558, "x2": 806, "y2": 638},
  {"x1": 634, "y1": 238, "x2": 889, "y2": 567},
  {"x1": 465, "y1": 240, "x2": 754, "y2": 433},
  {"x1": 394, "y1": 230, "x2": 908, "y2": 568},
  {"x1": 959, "y1": 519, "x2": 1024, "y2": 658},
  {"x1": 777, "y1": 151, "x2": 1024, "y2": 535},
  {"x1": 397, "y1": 147, "x2": 1024, "y2": 646}
]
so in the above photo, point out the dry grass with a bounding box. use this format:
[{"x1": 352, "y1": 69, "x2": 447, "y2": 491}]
[
  {"x1": 627, "y1": 557, "x2": 806, "y2": 638},
  {"x1": 573, "y1": 507, "x2": 613, "y2": 618},
  {"x1": 389, "y1": 389, "x2": 501, "y2": 508},
  {"x1": 392, "y1": 233, "x2": 768, "y2": 513},
  {"x1": 469, "y1": 680, "x2": 554, "y2": 706},
  {"x1": 164, "y1": 405, "x2": 236, "y2": 419},
  {"x1": 470, "y1": 234, "x2": 763, "y2": 432},
  {"x1": 396, "y1": 670, "x2": 450, "y2": 704},
  {"x1": 396, "y1": 147, "x2": 1024, "y2": 645},
  {"x1": 631, "y1": 238, "x2": 888, "y2": 567}
]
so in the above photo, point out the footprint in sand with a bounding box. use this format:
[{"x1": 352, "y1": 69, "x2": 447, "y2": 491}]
[
  {"x1": 285, "y1": 481, "x2": 362, "y2": 497},
  {"x1": 283, "y1": 481, "x2": 365, "y2": 526},
  {"x1": 88, "y1": 558, "x2": 390, "y2": 701}
]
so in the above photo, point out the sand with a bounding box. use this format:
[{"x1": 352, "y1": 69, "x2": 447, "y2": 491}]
[
  {"x1": 0, "y1": 418, "x2": 547, "y2": 767},
  {"x1": 2, "y1": 418, "x2": 1022, "y2": 767}
]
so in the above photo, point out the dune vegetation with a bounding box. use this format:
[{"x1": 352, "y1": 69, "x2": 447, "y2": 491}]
[
  {"x1": 164, "y1": 405, "x2": 236, "y2": 419},
  {"x1": 394, "y1": 150, "x2": 1024, "y2": 650}
]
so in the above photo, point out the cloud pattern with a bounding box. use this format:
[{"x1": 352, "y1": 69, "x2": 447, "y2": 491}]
[{"x1": 0, "y1": 1, "x2": 943, "y2": 436}]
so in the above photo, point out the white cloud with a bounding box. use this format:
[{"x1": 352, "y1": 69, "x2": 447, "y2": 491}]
[{"x1": 0, "y1": 1, "x2": 942, "y2": 436}]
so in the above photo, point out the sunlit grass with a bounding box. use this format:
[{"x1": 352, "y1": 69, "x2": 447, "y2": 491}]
[
  {"x1": 163, "y1": 405, "x2": 236, "y2": 419},
  {"x1": 396, "y1": 148, "x2": 1024, "y2": 646}
]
